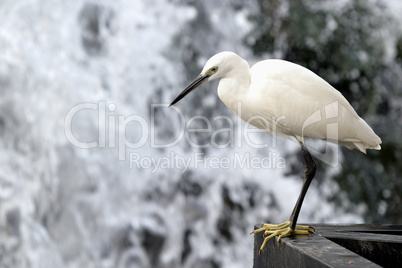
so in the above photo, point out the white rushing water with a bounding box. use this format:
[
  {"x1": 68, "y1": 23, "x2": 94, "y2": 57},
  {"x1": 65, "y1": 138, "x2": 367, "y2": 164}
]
[{"x1": 1, "y1": 0, "x2": 400, "y2": 267}]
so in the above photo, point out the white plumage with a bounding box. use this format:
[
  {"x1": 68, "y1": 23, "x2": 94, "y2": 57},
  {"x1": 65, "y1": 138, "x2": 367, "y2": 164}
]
[
  {"x1": 202, "y1": 51, "x2": 381, "y2": 153},
  {"x1": 170, "y1": 51, "x2": 382, "y2": 253}
]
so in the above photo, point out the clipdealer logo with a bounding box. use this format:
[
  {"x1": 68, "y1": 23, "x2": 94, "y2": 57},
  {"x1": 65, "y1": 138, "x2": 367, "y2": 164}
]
[
  {"x1": 64, "y1": 101, "x2": 284, "y2": 160},
  {"x1": 64, "y1": 101, "x2": 339, "y2": 169}
]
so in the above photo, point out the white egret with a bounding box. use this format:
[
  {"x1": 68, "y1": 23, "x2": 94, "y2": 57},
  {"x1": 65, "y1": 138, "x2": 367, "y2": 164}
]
[{"x1": 169, "y1": 51, "x2": 381, "y2": 253}]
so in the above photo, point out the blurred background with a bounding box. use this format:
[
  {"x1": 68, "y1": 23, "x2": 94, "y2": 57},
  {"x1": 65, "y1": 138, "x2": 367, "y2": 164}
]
[{"x1": 0, "y1": 0, "x2": 401, "y2": 267}]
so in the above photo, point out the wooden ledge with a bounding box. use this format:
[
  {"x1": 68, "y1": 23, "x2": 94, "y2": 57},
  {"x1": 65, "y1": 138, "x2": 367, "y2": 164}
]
[{"x1": 253, "y1": 224, "x2": 402, "y2": 268}]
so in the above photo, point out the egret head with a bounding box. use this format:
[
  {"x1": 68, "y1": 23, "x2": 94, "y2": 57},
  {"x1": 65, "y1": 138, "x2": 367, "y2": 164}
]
[{"x1": 169, "y1": 51, "x2": 242, "y2": 107}]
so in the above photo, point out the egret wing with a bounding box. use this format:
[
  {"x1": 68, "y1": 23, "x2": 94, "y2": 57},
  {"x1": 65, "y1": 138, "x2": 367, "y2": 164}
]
[{"x1": 249, "y1": 59, "x2": 381, "y2": 151}]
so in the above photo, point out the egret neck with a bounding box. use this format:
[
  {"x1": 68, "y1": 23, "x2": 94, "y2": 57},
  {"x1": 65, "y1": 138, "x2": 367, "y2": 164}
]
[{"x1": 216, "y1": 55, "x2": 251, "y2": 119}]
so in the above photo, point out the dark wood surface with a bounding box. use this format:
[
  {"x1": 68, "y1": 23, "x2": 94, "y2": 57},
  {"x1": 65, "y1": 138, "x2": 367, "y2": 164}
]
[{"x1": 253, "y1": 224, "x2": 402, "y2": 268}]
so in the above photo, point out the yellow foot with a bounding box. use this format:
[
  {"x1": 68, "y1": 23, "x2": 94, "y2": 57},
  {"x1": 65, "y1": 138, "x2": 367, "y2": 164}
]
[{"x1": 250, "y1": 221, "x2": 315, "y2": 254}]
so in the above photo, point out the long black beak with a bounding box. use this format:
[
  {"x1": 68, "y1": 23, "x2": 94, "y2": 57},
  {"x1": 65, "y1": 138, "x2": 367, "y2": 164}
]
[{"x1": 169, "y1": 73, "x2": 210, "y2": 107}]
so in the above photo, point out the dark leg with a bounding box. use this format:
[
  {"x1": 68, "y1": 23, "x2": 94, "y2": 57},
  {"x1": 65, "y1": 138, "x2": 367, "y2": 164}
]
[
  {"x1": 289, "y1": 143, "x2": 317, "y2": 230},
  {"x1": 252, "y1": 142, "x2": 317, "y2": 254}
]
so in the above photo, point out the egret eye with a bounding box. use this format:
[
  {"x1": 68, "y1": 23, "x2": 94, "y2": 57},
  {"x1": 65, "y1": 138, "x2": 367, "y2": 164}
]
[{"x1": 210, "y1": 67, "x2": 218, "y2": 73}]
